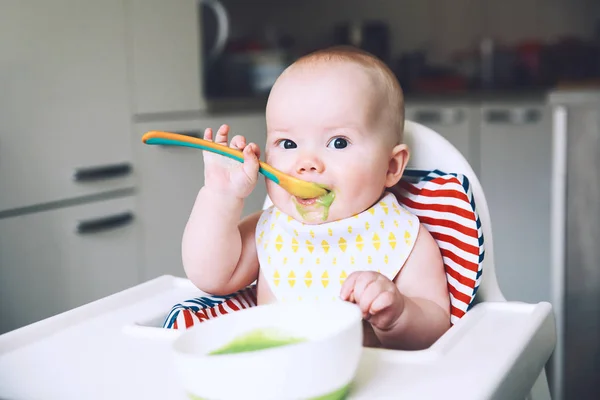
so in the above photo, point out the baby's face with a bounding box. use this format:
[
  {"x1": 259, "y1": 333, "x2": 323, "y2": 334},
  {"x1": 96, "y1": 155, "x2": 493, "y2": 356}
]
[{"x1": 265, "y1": 62, "x2": 398, "y2": 224}]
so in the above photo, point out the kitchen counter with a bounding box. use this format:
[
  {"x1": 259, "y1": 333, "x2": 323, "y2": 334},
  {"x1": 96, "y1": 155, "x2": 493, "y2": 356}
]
[{"x1": 133, "y1": 87, "x2": 600, "y2": 123}]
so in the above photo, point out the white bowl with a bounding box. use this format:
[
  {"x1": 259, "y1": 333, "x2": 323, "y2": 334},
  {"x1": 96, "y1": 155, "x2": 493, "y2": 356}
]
[{"x1": 172, "y1": 300, "x2": 363, "y2": 400}]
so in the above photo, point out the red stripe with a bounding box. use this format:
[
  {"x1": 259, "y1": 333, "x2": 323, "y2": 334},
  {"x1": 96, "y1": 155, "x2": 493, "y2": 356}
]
[
  {"x1": 209, "y1": 306, "x2": 218, "y2": 318},
  {"x1": 448, "y1": 282, "x2": 472, "y2": 304},
  {"x1": 217, "y1": 303, "x2": 227, "y2": 315},
  {"x1": 241, "y1": 289, "x2": 256, "y2": 307},
  {"x1": 226, "y1": 298, "x2": 240, "y2": 311},
  {"x1": 445, "y1": 264, "x2": 476, "y2": 288},
  {"x1": 451, "y1": 305, "x2": 466, "y2": 318},
  {"x1": 397, "y1": 181, "x2": 470, "y2": 203},
  {"x1": 432, "y1": 232, "x2": 479, "y2": 256},
  {"x1": 248, "y1": 286, "x2": 258, "y2": 305},
  {"x1": 400, "y1": 187, "x2": 469, "y2": 203},
  {"x1": 441, "y1": 248, "x2": 479, "y2": 273},
  {"x1": 419, "y1": 216, "x2": 478, "y2": 238},
  {"x1": 196, "y1": 310, "x2": 209, "y2": 322},
  {"x1": 237, "y1": 292, "x2": 250, "y2": 308},
  {"x1": 183, "y1": 310, "x2": 193, "y2": 329},
  {"x1": 173, "y1": 320, "x2": 178, "y2": 329},
  {"x1": 234, "y1": 297, "x2": 247, "y2": 309},
  {"x1": 400, "y1": 196, "x2": 475, "y2": 220}
]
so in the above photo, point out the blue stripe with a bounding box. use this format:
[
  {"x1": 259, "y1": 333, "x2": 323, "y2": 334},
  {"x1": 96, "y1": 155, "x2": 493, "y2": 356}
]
[
  {"x1": 458, "y1": 174, "x2": 485, "y2": 306},
  {"x1": 164, "y1": 309, "x2": 180, "y2": 328}
]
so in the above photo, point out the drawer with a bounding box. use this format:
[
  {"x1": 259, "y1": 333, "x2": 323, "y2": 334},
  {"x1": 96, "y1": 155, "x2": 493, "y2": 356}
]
[
  {"x1": 405, "y1": 103, "x2": 480, "y2": 174},
  {"x1": 0, "y1": 0, "x2": 135, "y2": 212},
  {"x1": 0, "y1": 195, "x2": 140, "y2": 334}
]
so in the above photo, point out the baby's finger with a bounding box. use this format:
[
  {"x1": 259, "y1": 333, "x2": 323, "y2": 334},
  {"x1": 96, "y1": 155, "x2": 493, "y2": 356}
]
[
  {"x1": 250, "y1": 142, "x2": 261, "y2": 159},
  {"x1": 369, "y1": 290, "x2": 395, "y2": 315},
  {"x1": 203, "y1": 127, "x2": 213, "y2": 141},
  {"x1": 368, "y1": 291, "x2": 398, "y2": 328},
  {"x1": 230, "y1": 135, "x2": 247, "y2": 150},
  {"x1": 340, "y1": 271, "x2": 361, "y2": 301},
  {"x1": 241, "y1": 144, "x2": 260, "y2": 181},
  {"x1": 214, "y1": 124, "x2": 230, "y2": 145},
  {"x1": 357, "y1": 280, "x2": 384, "y2": 318},
  {"x1": 351, "y1": 272, "x2": 378, "y2": 304}
]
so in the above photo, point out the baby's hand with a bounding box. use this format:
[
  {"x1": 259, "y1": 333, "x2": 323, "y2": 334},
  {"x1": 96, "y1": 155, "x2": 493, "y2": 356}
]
[
  {"x1": 340, "y1": 271, "x2": 405, "y2": 331},
  {"x1": 202, "y1": 124, "x2": 261, "y2": 199}
]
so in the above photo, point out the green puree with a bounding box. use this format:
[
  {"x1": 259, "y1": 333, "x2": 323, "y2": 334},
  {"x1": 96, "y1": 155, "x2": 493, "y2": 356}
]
[
  {"x1": 207, "y1": 328, "x2": 305, "y2": 355},
  {"x1": 191, "y1": 328, "x2": 351, "y2": 400},
  {"x1": 295, "y1": 189, "x2": 336, "y2": 222}
]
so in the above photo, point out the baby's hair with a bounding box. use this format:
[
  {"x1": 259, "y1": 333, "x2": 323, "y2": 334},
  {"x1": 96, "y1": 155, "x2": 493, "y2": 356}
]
[{"x1": 287, "y1": 46, "x2": 405, "y2": 144}]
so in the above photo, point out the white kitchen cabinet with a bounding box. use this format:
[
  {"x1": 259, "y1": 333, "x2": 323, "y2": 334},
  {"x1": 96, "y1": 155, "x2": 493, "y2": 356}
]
[
  {"x1": 127, "y1": 0, "x2": 204, "y2": 115},
  {"x1": 479, "y1": 102, "x2": 552, "y2": 304},
  {"x1": 0, "y1": 0, "x2": 135, "y2": 213},
  {"x1": 134, "y1": 112, "x2": 267, "y2": 281},
  {"x1": 0, "y1": 195, "x2": 140, "y2": 334},
  {"x1": 405, "y1": 103, "x2": 480, "y2": 175}
]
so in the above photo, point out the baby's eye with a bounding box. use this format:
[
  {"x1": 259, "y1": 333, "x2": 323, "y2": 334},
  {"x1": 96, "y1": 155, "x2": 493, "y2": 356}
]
[
  {"x1": 278, "y1": 139, "x2": 297, "y2": 149},
  {"x1": 327, "y1": 137, "x2": 349, "y2": 149}
]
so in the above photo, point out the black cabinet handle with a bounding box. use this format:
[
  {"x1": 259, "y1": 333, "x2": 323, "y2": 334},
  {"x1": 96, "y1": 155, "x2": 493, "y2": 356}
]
[
  {"x1": 485, "y1": 108, "x2": 541, "y2": 124},
  {"x1": 414, "y1": 109, "x2": 464, "y2": 125},
  {"x1": 76, "y1": 211, "x2": 134, "y2": 234},
  {"x1": 414, "y1": 110, "x2": 442, "y2": 124},
  {"x1": 485, "y1": 109, "x2": 512, "y2": 123},
  {"x1": 74, "y1": 163, "x2": 132, "y2": 182}
]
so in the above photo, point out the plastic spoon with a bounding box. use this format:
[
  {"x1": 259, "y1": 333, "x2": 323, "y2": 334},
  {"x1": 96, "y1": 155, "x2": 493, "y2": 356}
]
[{"x1": 141, "y1": 131, "x2": 329, "y2": 199}]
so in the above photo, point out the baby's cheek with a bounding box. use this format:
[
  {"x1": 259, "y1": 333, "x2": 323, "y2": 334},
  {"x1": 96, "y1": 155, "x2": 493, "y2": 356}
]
[
  {"x1": 266, "y1": 152, "x2": 292, "y2": 173},
  {"x1": 266, "y1": 180, "x2": 285, "y2": 201},
  {"x1": 343, "y1": 168, "x2": 378, "y2": 193}
]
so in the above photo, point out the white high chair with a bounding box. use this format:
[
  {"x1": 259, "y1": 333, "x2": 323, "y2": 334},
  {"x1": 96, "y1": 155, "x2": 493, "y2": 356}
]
[
  {"x1": 0, "y1": 121, "x2": 556, "y2": 400},
  {"x1": 262, "y1": 120, "x2": 556, "y2": 399},
  {"x1": 402, "y1": 121, "x2": 555, "y2": 399}
]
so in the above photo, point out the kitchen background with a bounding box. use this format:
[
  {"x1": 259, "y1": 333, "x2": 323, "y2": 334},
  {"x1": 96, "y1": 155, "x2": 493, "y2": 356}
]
[{"x1": 1, "y1": 0, "x2": 599, "y2": 399}]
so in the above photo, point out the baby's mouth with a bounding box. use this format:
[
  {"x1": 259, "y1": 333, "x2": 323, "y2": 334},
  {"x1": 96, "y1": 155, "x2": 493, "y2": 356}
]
[
  {"x1": 295, "y1": 196, "x2": 318, "y2": 206},
  {"x1": 293, "y1": 186, "x2": 335, "y2": 207}
]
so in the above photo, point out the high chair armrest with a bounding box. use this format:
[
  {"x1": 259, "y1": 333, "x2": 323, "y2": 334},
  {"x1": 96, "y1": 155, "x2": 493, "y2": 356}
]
[
  {"x1": 351, "y1": 301, "x2": 556, "y2": 399},
  {"x1": 433, "y1": 301, "x2": 555, "y2": 399}
]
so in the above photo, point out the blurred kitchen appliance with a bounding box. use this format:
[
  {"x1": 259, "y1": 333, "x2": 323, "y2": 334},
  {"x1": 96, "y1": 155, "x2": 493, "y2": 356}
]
[{"x1": 333, "y1": 21, "x2": 390, "y2": 63}]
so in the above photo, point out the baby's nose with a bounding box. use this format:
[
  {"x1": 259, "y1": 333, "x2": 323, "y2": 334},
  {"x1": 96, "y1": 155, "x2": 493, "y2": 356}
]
[{"x1": 295, "y1": 155, "x2": 325, "y2": 174}]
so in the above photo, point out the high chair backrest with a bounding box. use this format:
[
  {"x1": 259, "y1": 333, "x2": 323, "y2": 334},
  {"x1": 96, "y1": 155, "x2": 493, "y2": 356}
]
[
  {"x1": 402, "y1": 121, "x2": 504, "y2": 302},
  {"x1": 262, "y1": 120, "x2": 505, "y2": 304}
]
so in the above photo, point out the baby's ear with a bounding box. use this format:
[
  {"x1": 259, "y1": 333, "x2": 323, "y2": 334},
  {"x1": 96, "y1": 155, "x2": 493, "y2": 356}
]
[{"x1": 385, "y1": 143, "x2": 410, "y2": 188}]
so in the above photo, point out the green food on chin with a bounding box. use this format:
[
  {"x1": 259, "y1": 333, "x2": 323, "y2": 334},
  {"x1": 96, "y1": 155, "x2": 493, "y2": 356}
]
[
  {"x1": 316, "y1": 189, "x2": 336, "y2": 220},
  {"x1": 295, "y1": 189, "x2": 336, "y2": 222}
]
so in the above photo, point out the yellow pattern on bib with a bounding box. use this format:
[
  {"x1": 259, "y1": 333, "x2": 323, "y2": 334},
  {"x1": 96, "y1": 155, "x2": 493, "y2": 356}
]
[{"x1": 256, "y1": 192, "x2": 419, "y2": 302}]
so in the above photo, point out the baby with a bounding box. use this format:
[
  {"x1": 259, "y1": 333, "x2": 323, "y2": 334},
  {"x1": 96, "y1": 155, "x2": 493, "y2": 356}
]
[{"x1": 182, "y1": 46, "x2": 450, "y2": 350}]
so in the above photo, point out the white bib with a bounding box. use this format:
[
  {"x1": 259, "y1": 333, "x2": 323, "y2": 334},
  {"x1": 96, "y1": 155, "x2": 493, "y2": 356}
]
[{"x1": 256, "y1": 192, "x2": 419, "y2": 302}]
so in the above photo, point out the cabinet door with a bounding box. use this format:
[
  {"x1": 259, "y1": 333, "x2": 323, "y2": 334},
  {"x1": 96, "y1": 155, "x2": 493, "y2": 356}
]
[
  {"x1": 135, "y1": 113, "x2": 267, "y2": 281},
  {"x1": 0, "y1": 0, "x2": 134, "y2": 213},
  {"x1": 479, "y1": 103, "x2": 552, "y2": 303},
  {"x1": 0, "y1": 196, "x2": 140, "y2": 334},
  {"x1": 406, "y1": 104, "x2": 480, "y2": 174},
  {"x1": 127, "y1": 0, "x2": 204, "y2": 115}
]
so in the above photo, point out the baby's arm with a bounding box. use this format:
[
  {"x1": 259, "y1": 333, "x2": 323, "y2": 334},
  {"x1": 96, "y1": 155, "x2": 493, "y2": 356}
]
[
  {"x1": 182, "y1": 192, "x2": 260, "y2": 295},
  {"x1": 181, "y1": 124, "x2": 262, "y2": 295},
  {"x1": 375, "y1": 224, "x2": 451, "y2": 349},
  {"x1": 341, "y1": 224, "x2": 450, "y2": 350}
]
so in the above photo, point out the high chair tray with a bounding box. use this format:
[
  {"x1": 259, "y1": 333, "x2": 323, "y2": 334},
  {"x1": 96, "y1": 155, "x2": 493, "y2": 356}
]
[{"x1": 0, "y1": 275, "x2": 555, "y2": 400}]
